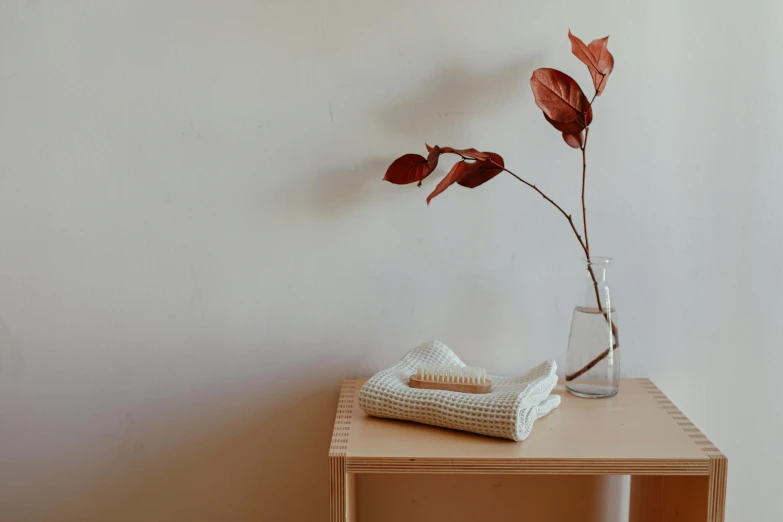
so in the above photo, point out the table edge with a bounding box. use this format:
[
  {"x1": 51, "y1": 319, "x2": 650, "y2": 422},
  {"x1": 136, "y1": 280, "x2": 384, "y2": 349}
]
[{"x1": 329, "y1": 377, "x2": 727, "y2": 477}]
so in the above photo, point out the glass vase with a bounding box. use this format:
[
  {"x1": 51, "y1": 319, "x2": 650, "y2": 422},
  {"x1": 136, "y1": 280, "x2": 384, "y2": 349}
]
[{"x1": 565, "y1": 257, "x2": 620, "y2": 398}]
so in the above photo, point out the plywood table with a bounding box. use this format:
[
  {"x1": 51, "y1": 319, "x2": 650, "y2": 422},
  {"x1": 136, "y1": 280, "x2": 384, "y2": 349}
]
[{"x1": 329, "y1": 378, "x2": 727, "y2": 522}]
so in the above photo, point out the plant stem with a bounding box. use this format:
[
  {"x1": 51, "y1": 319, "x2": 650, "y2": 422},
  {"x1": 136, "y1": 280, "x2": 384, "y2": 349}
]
[
  {"x1": 566, "y1": 83, "x2": 620, "y2": 382},
  {"x1": 581, "y1": 127, "x2": 590, "y2": 256},
  {"x1": 488, "y1": 161, "x2": 587, "y2": 253},
  {"x1": 581, "y1": 87, "x2": 600, "y2": 255},
  {"x1": 499, "y1": 159, "x2": 618, "y2": 382},
  {"x1": 492, "y1": 161, "x2": 620, "y2": 378},
  {"x1": 462, "y1": 87, "x2": 618, "y2": 382}
]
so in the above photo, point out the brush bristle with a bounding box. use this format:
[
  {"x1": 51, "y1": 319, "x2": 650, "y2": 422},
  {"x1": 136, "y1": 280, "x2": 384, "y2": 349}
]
[{"x1": 414, "y1": 364, "x2": 488, "y2": 384}]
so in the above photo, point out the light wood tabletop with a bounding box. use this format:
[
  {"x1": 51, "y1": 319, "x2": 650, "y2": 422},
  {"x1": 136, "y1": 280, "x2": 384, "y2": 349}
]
[{"x1": 329, "y1": 378, "x2": 727, "y2": 522}]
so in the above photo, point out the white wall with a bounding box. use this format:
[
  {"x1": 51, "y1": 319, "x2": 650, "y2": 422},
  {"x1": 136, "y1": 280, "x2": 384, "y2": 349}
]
[{"x1": 1, "y1": 1, "x2": 780, "y2": 520}]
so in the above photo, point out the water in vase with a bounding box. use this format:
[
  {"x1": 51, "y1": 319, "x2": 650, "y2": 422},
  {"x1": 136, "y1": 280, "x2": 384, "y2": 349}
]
[{"x1": 565, "y1": 305, "x2": 619, "y2": 398}]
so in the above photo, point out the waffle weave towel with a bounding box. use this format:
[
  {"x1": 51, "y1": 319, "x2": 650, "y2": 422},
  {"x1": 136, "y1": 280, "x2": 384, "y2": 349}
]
[{"x1": 358, "y1": 340, "x2": 561, "y2": 441}]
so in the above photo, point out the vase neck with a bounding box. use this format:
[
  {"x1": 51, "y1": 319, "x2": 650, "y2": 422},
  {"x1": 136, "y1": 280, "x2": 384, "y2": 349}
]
[{"x1": 584, "y1": 257, "x2": 612, "y2": 282}]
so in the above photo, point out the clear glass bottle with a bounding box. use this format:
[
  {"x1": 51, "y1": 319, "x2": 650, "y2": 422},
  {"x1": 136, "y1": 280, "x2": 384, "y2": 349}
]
[{"x1": 565, "y1": 257, "x2": 620, "y2": 398}]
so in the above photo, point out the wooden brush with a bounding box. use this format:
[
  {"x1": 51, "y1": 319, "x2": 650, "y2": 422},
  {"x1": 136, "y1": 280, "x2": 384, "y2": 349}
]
[{"x1": 408, "y1": 364, "x2": 492, "y2": 394}]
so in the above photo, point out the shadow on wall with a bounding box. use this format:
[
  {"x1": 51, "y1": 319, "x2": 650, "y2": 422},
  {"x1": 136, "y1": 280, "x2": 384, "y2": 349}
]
[
  {"x1": 376, "y1": 57, "x2": 540, "y2": 139},
  {"x1": 299, "y1": 57, "x2": 540, "y2": 218},
  {"x1": 305, "y1": 157, "x2": 392, "y2": 218},
  {"x1": 50, "y1": 367, "x2": 342, "y2": 522},
  {"x1": 43, "y1": 58, "x2": 546, "y2": 522}
]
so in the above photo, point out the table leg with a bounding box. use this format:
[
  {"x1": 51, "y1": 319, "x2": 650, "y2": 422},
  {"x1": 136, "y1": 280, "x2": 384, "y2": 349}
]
[
  {"x1": 630, "y1": 456, "x2": 727, "y2": 522},
  {"x1": 629, "y1": 476, "x2": 707, "y2": 521},
  {"x1": 330, "y1": 457, "x2": 357, "y2": 522},
  {"x1": 346, "y1": 473, "x2": 357, "y2": 521}
]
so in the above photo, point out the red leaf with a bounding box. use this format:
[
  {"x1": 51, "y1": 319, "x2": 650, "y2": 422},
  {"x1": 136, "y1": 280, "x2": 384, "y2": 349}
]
[
  {"x1": 426, "y1": 145, "x2": 441, "y2": 175},
  {"x1": 568, "y1": 30, "x2": 601, "y2": 75},
  {"x1": 425, "y1": 153, "x2": 505, "y2": 204},
  {"x1": 562, "y1": 132, "x2": 583, "y2": 149},
  {"x1": 450, "y1": 148, "x2": 490, "y2": 161},
  {"x1": 427, "y1": 161, "x2": 471, "y2": 205},
  {"x1": 430, "y1": 145, "x2": 490, "y2": 161},
  {"x1": 383, "y1": 154, "x2": 429, "y2": 185},
  {"x1": 587, "y1": 36, "x2": 614, "y2": 95},
  {"x1": 530, "y1": 68, "x2": 592, "y2": 132},
  {"x1": 457, "y1": 153, "x2": 505, "y2": 188},
  {"x1": 544, "y1": 114, "x2": 588, "y2": 135}
]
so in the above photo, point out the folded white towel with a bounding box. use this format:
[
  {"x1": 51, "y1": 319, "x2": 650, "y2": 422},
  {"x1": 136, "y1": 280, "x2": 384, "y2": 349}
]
[{"x1": 359, "y1": 340, "x2": 561, "y2": 441}]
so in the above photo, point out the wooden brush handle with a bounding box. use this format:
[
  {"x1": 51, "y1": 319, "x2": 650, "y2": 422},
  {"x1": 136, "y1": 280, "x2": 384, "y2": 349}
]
[{"x1": 408, "y1": 376, "x2": 492, "y2": 394}]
